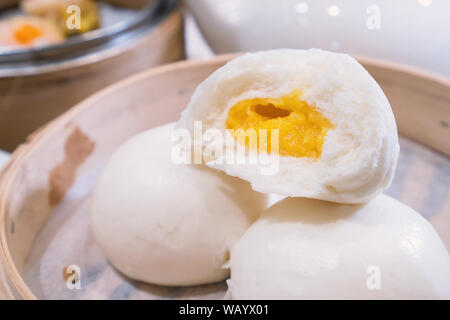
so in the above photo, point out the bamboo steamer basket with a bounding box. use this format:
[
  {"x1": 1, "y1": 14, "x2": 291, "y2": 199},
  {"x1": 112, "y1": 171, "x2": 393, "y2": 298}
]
[
  {"x1": 0, "y1": 0, "x2": 184, "y2": 152},
  {"x1": 0, "y1": 55, "x2": 449, "y2": 299}
]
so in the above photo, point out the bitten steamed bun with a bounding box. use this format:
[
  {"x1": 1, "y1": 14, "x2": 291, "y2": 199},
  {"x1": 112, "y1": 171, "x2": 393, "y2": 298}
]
[
  {"x1": 91, "y1": 123, "x2": 266, "y2": 286},
  {"x1": 177, "y1": 49, "x2": 399, "y2": 204},
  {"x1": 229, "y1": 195, "x2": 450, "y2": 299}
]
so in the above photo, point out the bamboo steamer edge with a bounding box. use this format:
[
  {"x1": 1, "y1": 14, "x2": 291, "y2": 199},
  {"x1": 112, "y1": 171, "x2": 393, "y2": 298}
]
[{"x1": 0, "y1": 54, "x2": 449, "y2": 300}]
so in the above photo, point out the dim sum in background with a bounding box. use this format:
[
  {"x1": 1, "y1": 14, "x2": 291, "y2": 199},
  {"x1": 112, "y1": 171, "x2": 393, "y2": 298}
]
[
  {"x1": 185, "y1": 0, "x2": 450, "y2": 77},
  {"x1": 0, "y1": 16, "x2": 63, "y2": 51},
  {"x1": 177, "y1": 49, "x2": 399, "y2": 204}
]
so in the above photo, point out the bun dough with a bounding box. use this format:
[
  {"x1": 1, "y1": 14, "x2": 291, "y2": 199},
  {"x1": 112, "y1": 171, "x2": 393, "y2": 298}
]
[
  {"x1": 177, "y1": 49, "x2": 399, "y2": 204},
  {"x1": 91, "y1": 123, "x2": 266, "y2": 286},
  {"x1": 229, "y1": 195, "x2": 450, "y2": 299}
]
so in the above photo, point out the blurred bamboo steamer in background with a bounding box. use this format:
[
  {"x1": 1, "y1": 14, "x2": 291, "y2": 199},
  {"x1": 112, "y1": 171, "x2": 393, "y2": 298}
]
[{"x1": 0, "y1": 0, "x2": 184, "y2": 152}]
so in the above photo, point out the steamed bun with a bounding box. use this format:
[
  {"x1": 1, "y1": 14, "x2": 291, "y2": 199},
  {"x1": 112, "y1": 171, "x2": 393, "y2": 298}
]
[
  {"x1": 91, "y1": 123, "x2": 266, "y2": 286},
  {"x1": 177, "y1": 49, "x2": 399, "y2": 204},
  {"x1": 229, "y1": 195, "x2": 450, "y2": 299},
  {"x1": 0, "y1": 16, "x2": 63, "y2": 51}
]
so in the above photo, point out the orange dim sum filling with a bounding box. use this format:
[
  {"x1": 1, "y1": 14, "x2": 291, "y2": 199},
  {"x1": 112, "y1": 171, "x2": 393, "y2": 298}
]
[{"x1": 14, "y1": 23, "x2": 42, "y2": 44}]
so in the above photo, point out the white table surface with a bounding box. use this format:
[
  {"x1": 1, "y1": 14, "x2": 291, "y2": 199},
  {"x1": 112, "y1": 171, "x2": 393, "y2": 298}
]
[{"x1": 0, "y1": 150, "x2": 10, "y2": 171}]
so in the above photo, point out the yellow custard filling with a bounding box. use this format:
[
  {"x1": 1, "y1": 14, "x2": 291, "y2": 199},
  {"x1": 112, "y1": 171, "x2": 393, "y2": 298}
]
[{"x1": 225, "y1": 90, "x2": 335, "y2": 159}]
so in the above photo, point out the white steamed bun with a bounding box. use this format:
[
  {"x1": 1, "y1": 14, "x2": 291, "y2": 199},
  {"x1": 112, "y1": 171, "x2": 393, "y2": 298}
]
[
  {"x1": 177, "y1": 49, "x2": 399, "y2": 204},
  {"x1": 229, "y1": 195, "x2": 450, "y2": 299},
  {"x1": 91, "y1": 123, "x2": 266, "y2": 286}
]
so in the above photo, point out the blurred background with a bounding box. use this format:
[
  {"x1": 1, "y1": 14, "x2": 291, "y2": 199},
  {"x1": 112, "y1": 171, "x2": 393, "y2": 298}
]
[{"x1": 0, "y1": 0, "x2": 449, "y2": 163}]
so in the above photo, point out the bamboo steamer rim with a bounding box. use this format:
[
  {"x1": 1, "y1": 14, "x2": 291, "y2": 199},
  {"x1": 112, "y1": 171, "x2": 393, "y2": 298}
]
[
  {"x1": 0, "y1": 0, "x2": 177, "y2": 78},
  {"x1": 0, "y1": 54, "x2": 449, "y2": 300}
]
